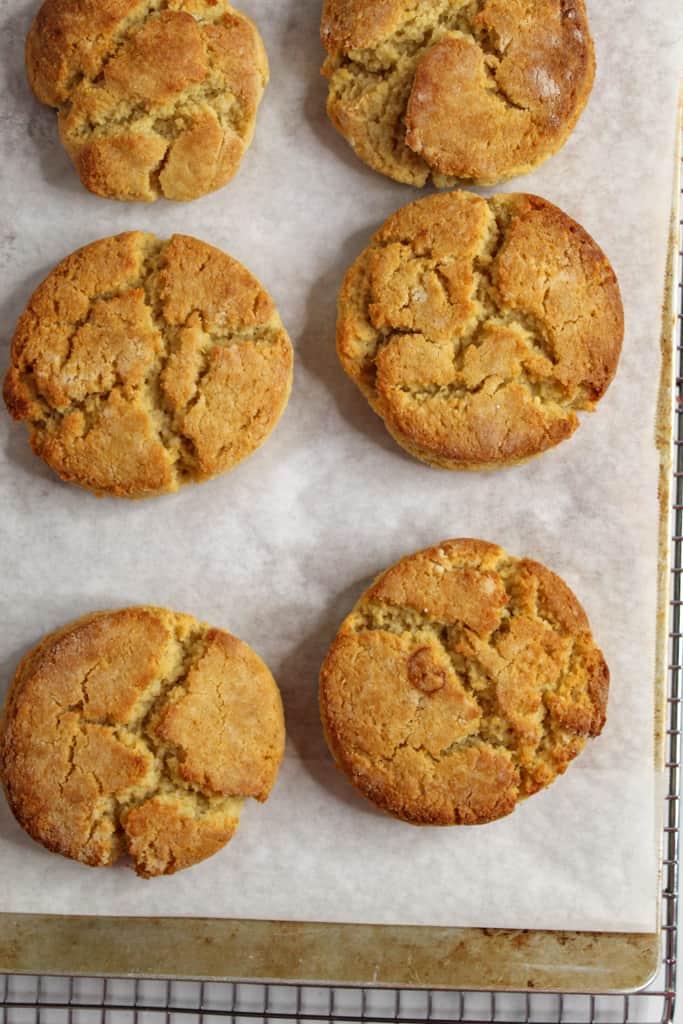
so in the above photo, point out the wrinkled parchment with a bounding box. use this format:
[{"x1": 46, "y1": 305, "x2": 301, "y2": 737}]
[{"x1": 0, "y1": 0, "x2": 680, "y2": 932}]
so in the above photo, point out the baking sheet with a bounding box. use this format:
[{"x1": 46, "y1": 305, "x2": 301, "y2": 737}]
[{"x1": 0, "y1": 0, "x2": 680, "y2": 934}]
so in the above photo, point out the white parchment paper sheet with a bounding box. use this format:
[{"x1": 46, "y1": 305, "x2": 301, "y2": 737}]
[{"x1": 0, "y1": 0, "x2": 680, "y2": 933}]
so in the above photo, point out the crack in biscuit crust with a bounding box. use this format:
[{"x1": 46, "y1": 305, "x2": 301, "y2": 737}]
[
  {"x1": 321, "y1": 0, "x2": 595, "y2": 186},
  {"x1": 0, "y1": 607, "x2": 285, "y2": 877},
  {"x1": 319, "y1": 539, "x2": 608, "y2": 826},
  {"x1": 336, "y1": 191, "x2": 623, "y2": 470},
  {"x1": 26, "y1": 0, "x2": 268, "y2": 201},
  {"x1": 3, "y1": 231, "x2": 294, "y2": 498}
]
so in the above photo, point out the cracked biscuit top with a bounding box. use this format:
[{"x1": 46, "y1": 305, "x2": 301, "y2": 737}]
[
  {"x1": 0, "y1": 607, "x2": 285, "y2": 877},
  {"x1": 321, "y1": 0, "x2": 595, "y2": 187},
  {"x1": 4, "y1": 232, "x2": 293, "y2": 498},
  {"x1": 26, "y1": 0, "x2": 268, "y2": 201},
  {"x1": 319, "y1": 539, "x2": 608, "y2": 825},
  {"x1": 337, "y1": 191, "x2": 623, "y2": 470}
]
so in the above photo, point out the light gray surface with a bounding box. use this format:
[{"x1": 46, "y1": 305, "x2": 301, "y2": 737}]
[{"x1": 0, "y1": 0, "x2": 680, "y2": 932}]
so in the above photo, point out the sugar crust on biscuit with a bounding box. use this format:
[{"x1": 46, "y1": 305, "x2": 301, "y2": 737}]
[
  {"x1": 321, "y1": 0, "x2": 595, "y2": 186},
  {"x1": 26, "y1": 0, "x2": 269, "y2": 201},
  {"x1": 4, "y1": 232, "x2": 293, "y2": 498},
  {"x1": 320, "y1": 539, "x2": 608, "y2": 826},
  {"x1": 337, "y1": 191, "x2": 623, "y2": 470},
  {"x1": 0, "y1": 607, "x2": 285, "y2": 877}
]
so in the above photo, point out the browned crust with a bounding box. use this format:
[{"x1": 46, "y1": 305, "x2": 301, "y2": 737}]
[
  {"x1": 320, "y1": 0, "x2": 595, "y2": 187},
  {"x1": 0, "y1": 607, "x2": 285, "y2": 877},
  {"x1": 25, "y1": 0, "x2": 269, "y2": 201},
  {"x1": 336, "y1": 191, "x2": 623, "y2": 470},
  {"x1": 319, "y1": 539, "x2": 608, "y2": 825},
  {"x1": 3, "y1": 231, "x2": 293, "y2": 499},
  {"x1": 321, "y1": 0, "x2": 416, "y2": 52}
]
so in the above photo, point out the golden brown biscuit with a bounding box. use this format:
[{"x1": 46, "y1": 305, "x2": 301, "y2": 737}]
[
  {"x1": 320, "y1": 539, "x2": 608, "y2": 825},
  {"x1": 26, "y1": 0, "x2": 268, "y2": 201},
  {"x1": 337, "y1": 191, "x2": 623, "y2": 470},
  {"x1": 321, "y1": 0, "x2": 595, "y2": 187},
  {"x1": 4, "y1": 232, "x2": 293, "y2": 498},
  {"x1": 0, "y1": 607, "x2": 285, "y2": 877}
]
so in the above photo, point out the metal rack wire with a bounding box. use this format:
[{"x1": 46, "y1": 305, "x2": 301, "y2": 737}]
[
  {"x1": 1, "y1": 161, "x2": 680, "y2": 1024},
  {"x1": 0, "y1": 969, "x2": 678, "y2": 1023}
]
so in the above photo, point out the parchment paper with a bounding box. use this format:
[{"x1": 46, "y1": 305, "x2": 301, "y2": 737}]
[{"x1": 0, "y1": 0, "x2": 680, "y2": 934}]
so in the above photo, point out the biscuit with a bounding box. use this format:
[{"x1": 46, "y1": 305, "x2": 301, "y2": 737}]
[
  {"x1": 26, "y1": 0, "x2": 268, "y2": 201},
  {"x1": 337, "y1": 191, "x2": 623, "y2": 470},
  {"x1": 0, "y1": 607, "x2": 285, "y2": 877},
  {"x1": 319, "y1": 539, "x2": 608, "y2": 825},
  {"x1": 4, "y1": 232, "x2": 293, "y2": 498},
  {"x1": 321, "y1": 0, "x2": 595, "y2": 187}
]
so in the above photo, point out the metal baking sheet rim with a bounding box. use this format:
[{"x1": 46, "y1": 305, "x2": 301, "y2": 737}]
[{"x1": 1, "y1": 104, "x2": 680, "y2": 999}]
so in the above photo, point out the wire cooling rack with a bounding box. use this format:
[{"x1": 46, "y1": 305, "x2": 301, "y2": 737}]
[
  {"x1": 1, "y1": 160, "x2": 681, "y2": 1024},
  {"x1": 0, "y1": 976, "x2": 677, "y2": 1024}
]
